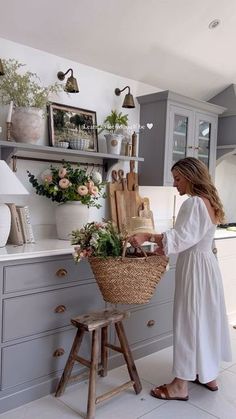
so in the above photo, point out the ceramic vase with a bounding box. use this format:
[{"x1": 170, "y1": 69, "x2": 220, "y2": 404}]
[
  {"x1": 55, "y1": 201, "x2": 89, "y2": 240},
  {"x1": 104, "y1": 133, "x2": 123, "y2": 155},
  {"x1": 11, "y1": 107, "x2": 44, "y2": 144}
]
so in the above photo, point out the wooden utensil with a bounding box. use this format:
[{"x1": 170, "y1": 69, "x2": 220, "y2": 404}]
[
  {"x1": 108, "y1": 169, "x2": 124, "y2": 225},
  {"x1": 127, "y1": 160, "x2": 138, "y2": 191}
]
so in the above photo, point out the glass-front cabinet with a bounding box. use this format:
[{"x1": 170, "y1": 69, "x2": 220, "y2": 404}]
[{"x1": 137, "y1": 90, "x2": 224, "y2": 186}]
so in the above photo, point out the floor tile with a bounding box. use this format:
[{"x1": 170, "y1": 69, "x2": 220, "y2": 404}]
[
  {"x1": 188, "y1": 369, "x2": 236, "y2": 419},
  {"x1": 138, "y1": 401, "x2": 219, "y2": 419},
  {"x1": 0, "y1": 395, "x2": 77, "y2": 419},
  {"x1": 58, "y1": 366, "x2": 165, "y2": 419}
]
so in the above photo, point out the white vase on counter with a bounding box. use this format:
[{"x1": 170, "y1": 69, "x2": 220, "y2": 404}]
[{"x1": 55, "y1": 201, "x2": 89, "y2": 240}]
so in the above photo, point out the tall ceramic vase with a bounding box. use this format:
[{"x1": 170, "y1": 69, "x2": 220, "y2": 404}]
[{"x1": 55, "y1": 201, "x2": 89, "y2": 240}]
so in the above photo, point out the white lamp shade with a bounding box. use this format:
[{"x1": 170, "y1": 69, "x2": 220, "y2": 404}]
[
  {"x1": 0, "y1": 160, "x2": 29, "y2": 195},
  {"x1": 0, "y1": 160, "x2": 29, "y2": 247}
]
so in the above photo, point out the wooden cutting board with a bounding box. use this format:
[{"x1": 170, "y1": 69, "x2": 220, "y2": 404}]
[
  {"x1": 108, "y1": 169, "x2": 124, "y2": 225},
  {"x1": 116, "y1": 180, "x2": 143, "y2": 232},
  {"x1": 139, "y1": 199, "x2": 155, "y2": 229},
  {"x1": 127, "y1": 160, "x2": 138, "y2": 191}
]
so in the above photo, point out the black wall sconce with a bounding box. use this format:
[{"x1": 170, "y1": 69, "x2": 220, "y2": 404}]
[
  {"x1": 114, "y1": 85, "x2": 135, "y2": 108},
  {"x1": 0, "y1": 59, "x2": 5, "y2": 76},
  {"x1": 57, "y1": 68, "x2": 79, "y2": 93}
]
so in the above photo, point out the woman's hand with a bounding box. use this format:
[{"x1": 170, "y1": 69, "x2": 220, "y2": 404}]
[{"x1": 129, "y1": 233, "x2": 149, "y2": 248}]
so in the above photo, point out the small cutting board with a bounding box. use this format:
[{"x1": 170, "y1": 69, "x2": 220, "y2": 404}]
[
  {"x1": 108, "y1": 169, "x2": 124, "y2": 225},
  {"x1": 127, "y1": 160, "x2": 138, "y2": 191}
]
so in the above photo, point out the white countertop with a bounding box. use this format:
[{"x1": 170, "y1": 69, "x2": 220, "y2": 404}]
[
  {"x1": 0, "y1": 239, "x2": 74, "y2": 262},
  {"x1": 1, "y1": 230, "x2": 236, "y2": 262}
]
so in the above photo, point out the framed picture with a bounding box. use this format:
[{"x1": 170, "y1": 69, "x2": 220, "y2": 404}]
[{"x1": 48, "y1": 102, "x2": 98, "y2": 152}]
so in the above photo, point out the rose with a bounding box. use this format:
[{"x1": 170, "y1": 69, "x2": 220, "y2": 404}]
[
  {"x1": 77, "y1": 185, "x2": 88, "y2": 196},
  {"x1": 89, "y1": 185, "x2": 99, "y2": 196},
  {"x1": 43, "y1": 174, "x2": 53, "y2": 183},
  {"x1": 59, "y1": 178, "x2": 71, "y2": 189},
  {"x1": 59, "y1": 167, "x2": 67, "y2": 178}
]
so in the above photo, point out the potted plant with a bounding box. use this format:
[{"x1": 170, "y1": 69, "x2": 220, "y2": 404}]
[
  {"x1": 0, "y1": 58, "x2": 63, "y2": 144},
  {"x1": 99, "y1": 109, "x2": 128, "y2": 155},
  {"x1": 27, "y1": 161, "x2": 106, "y2": 239}
]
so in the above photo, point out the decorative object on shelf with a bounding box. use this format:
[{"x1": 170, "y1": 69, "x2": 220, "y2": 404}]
[
  {"x1": 0, "y1": 58, "x2": 63, "y2": 144},
  {"x1": 27, "y1": 161, "x2": 106, "y2": 240},
  {"x1": 99, "y1": 109, "x2": 128, "y2": 155},
  {"x1": 0, "y1": 59, "x2": 5, "y2": 76},
  {"x1": 115, "y1": 86, "x2": 135, "y2": 108},
  {"x1": 57, "y1": 68, "x2": 79, "y2": 93},
  {"x1": 71, "y1": 221, "x2": 168, "y2": 304},
  {"x1": 69, "y1": 138, "x2": 90, "y2": 150},
  {"x1": 0, "y1": 160, "x2": 29, "y2": 247},
  {"x1": 55, "y1": 141, "x2": 69, "y2": 149},
  {"x1": 48, "y1": 102, "x2": 98, "y2": 151}
]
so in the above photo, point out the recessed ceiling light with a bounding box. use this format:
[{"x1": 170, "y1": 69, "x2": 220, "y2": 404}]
[{"x1": 209, "y1": 19, "x2": 221, "y2": 29}]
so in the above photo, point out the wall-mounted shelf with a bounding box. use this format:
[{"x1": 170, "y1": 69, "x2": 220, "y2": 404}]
[{"x1": 0, "y1": 140, "x2": 144, "y2": 173}]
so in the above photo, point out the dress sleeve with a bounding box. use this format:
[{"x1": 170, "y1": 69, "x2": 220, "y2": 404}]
[{"x1": 162, "y1": 196, "x2": 212, "y2": 255}]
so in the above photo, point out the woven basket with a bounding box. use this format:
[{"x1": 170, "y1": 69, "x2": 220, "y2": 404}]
[{"x1": 89, "y1": 243, "x2": 169, "y2": 304}]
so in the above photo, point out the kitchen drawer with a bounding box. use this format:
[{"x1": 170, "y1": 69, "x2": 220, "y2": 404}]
[
  {"x1": 1, "y1": 328, "x2": 91, "y2": 390},
  {"x1": 3, "y1": 258, "x2": 94, "y2": 294},
  {"x1": 119, "y1": 301, "x2": 173, "y2": 346},
  {"x1": 2, "y1": 282, "x2": 104, "y2": 342}
]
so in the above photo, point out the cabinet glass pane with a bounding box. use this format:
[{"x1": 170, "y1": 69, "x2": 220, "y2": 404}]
[
  {"x1": 197, "y1": 120, "x2": 211, "y2": 166},
  {"x1": 172, "y1": 114, "x2": 188, "y2": 165}
]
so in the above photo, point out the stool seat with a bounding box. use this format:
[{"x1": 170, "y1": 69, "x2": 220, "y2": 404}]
[
  {"x1": 71, "y1": 308, "x2": 130, "y2": 331},
  {"x1": 55, "y1": 308, "x2": 142, "y2": 419}
]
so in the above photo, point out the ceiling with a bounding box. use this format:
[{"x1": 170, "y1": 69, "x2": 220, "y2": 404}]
[{"x1": 1, "y1": 0, "x2": 236, "y2": 100}]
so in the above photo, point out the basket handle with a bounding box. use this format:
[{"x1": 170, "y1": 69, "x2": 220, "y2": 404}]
[{"x1": 122, "y1": 238, "x2": 148, "y2": 260}]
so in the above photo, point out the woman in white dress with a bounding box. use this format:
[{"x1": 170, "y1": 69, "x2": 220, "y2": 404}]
[{"x1": 130, "y1": 157, "x2": 232, "y2": 401}]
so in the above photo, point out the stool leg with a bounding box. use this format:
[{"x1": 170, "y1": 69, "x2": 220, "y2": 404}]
[
  {"x1": 100, "y1": 325, "x2": 108, "y2": 377},
  {"x1": 87, "y1": 329, "x2": 99, "y2": 419},
  {"x1": 115, "y1": 321, "x2": 142, "y2": 394},
  {"x1": 55, "y1": 327, "x2": 85, "y2": 397}
]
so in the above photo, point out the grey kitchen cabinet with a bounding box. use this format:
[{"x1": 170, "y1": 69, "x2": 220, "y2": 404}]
[
  {"x1": 137, "y1": 90, "x2": 225, "y2": 185},
  {"x1": 0, "y1": 252, "x2": 175, "y2": 413}
]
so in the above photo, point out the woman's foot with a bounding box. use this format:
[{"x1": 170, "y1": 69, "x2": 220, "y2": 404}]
[
  {"x1": 151, "y1": 378, "x2": 189, "y2": 401},
  {"x1": 193, "y1": 375, "x2": 218, "y2": 391}
]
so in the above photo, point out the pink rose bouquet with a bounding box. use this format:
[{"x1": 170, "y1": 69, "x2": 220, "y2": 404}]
[{"x1": 27, "y1": 162, "x2": 106, "y2": 208}]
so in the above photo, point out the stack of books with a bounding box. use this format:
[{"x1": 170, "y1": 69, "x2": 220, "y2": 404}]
[{"x1": 7, "y1": 203, "x2": 35, "y2": 245}]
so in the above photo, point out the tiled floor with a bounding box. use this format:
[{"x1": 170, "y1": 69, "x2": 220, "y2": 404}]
[{"x1": 1, "y1": 327, "x2": 236, "y2": 419}]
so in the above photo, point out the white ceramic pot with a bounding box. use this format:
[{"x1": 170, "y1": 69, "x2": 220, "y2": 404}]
[
  {"x1": 11, "y1": 107, "x2": 44, "y2": 144},
  {"x1": 55, "y1": 201, "x2": 89, "y2": 240},
  {"x1": 104, "y1": 133, "x2": 123, "y2": 155}
]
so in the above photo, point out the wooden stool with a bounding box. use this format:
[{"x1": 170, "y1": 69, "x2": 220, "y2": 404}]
[{"x1": 55, "y1": 308, "x2": 142, "y2": 419}]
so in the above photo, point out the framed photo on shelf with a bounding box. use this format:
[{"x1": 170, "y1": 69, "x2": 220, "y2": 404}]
[{"x1": 48, "y1": 102, "x2": 98, "y2": 152}]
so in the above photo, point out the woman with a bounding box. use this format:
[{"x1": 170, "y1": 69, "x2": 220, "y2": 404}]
[{"x1": 130, "y1": 157, "x2": 232, "y2": 401}]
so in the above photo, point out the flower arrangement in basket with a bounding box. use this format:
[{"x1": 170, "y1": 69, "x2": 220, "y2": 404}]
[
  {"x1": 71, "y1": 221, "x2": 169, "y2": 304},
  {"x1": 27, "y1": 161, "x2": 106, "y2": 208}
]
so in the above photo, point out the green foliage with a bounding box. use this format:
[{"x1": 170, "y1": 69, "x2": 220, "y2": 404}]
[
  {"x1": 71, "y1": 221, "x2": 124, "y2": 261},
  {"x1": 0, "y1": 58, "x2": 63, "y2": 108},
  {"x1": 99, "y1": 109, "x2": 128, "y2": 134},
  {"x1": 27, "y1": 161, "x2": 106, "y2": 207}
]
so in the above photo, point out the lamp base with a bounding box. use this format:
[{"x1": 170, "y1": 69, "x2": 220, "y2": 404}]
[{"x1": 0, "y1": 204, "x2": 11, "y2": 247}]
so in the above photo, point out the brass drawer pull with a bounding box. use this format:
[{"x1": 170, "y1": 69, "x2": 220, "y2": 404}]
[
  {"x1": 54, "y1": 304, "x2": 66, "y2": 313},
  {"x1": 147, "y1": 319, "x2": 155, "y2": 327},
  {"x1": 53, "y1": 348, "x2": 65, "y2": 357},
  {"x1": 56, "y1": 268, "x2": 68, "y2": 277},
  {"x1": 212, "y1": 247, "x2": 217, "y2": 254}
]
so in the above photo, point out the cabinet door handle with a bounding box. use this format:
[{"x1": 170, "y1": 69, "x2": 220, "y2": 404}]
[
  {"x1": 56, "y1": 268, "x2": 68, "y2": 277},
  {"x1": 53, "y1": 348, "x2": 65, "y2": 357},
  {"x1": 212, "y1": 247, "x2": 217, "y2": 254},
  {"x1": 187, "y1": 145, "x2": 194, "y2": 149},
  {"x1": 54, "y1": 304, "x2": 66, "y2": 313},
  {"x1": 147, "y1": 319, "x2": 155, "y2": 327},
  {"x1": 194, "y1": 146, "x2": 200, "y2": 150}
]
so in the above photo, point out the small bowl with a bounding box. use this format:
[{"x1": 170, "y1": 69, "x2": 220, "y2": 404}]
[
  {"x1": 69, "y1": 139, "x2": 90, "y2": 150},
  {"x1": 55, "y1": 141, "x2": 69, "y2": 149}
]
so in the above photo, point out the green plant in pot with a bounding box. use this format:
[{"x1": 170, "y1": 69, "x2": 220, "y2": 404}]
[
  {"x1": 0, "y1": 58, "x2": 63, "y2": 144},
  {"x1": 99, "y1": 109, "x2": 128, "y2": 155}
]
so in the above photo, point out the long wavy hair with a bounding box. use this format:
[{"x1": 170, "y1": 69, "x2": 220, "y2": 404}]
[{"x1": 171, "y1": 157, "x2": 225, "y2": 223}]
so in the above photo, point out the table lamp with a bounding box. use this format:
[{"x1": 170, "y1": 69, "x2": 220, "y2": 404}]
[{"x1": 0, "y1": 160, "x2": 29, "y2": 247}]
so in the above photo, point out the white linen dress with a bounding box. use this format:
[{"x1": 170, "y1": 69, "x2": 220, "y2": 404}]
[{"x1": 163, "y1": 196, "x2": 232, "y2": 383}]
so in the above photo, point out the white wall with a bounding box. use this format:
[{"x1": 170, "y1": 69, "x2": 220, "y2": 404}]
[
  {"x1": 0, "y1": 37, "x2": 181, "y2": 237},
  {"x1": 215, "y1": 155, "x2": 236, "y2": 223}
]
